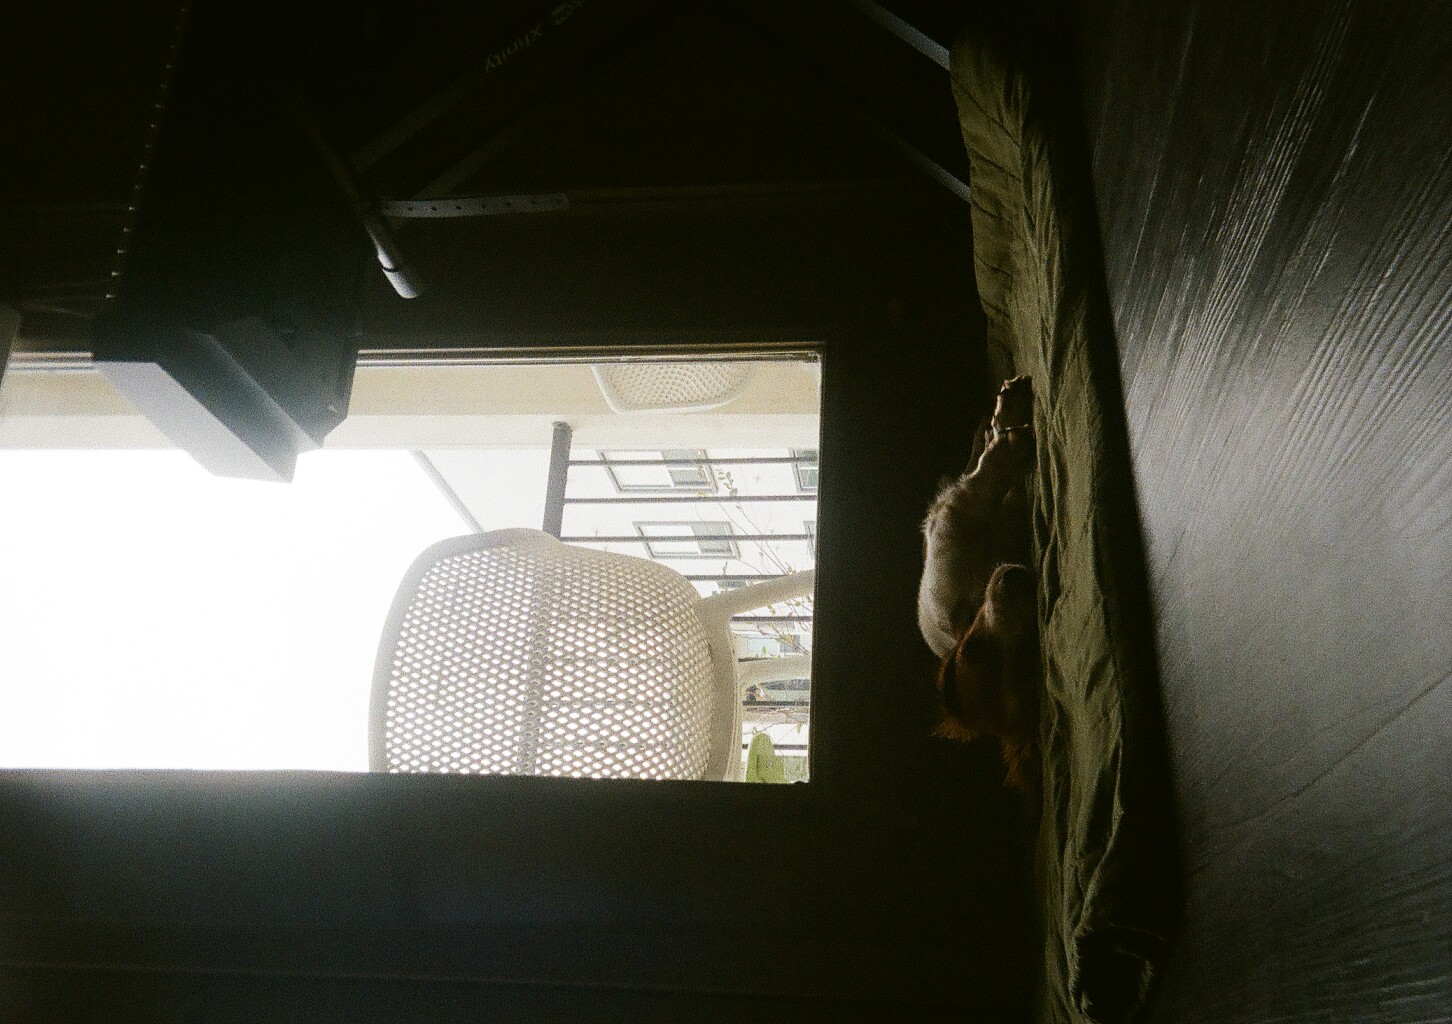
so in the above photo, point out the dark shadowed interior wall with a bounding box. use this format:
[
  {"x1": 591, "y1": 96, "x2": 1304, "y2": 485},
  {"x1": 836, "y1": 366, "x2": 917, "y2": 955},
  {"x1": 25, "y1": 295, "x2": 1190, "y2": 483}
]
[{"x1": 1068, "y1": 0, "x2": 1451, "y2": 1020}]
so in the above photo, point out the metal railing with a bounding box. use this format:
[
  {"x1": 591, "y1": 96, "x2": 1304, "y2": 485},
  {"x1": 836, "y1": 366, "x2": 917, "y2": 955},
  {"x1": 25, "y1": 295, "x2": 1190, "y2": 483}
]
[
  {"x1": 545, "y1": 443, "x2": 816, "y2": 644},
  {"x1": 547, "y1": 440, "x2": 816, "y2": 747}
]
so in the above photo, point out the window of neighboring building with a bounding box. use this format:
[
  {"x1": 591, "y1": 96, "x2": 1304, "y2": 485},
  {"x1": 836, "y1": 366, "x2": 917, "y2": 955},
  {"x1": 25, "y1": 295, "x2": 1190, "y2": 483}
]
[
  {"x1": 602, "y1": 449, "x2": 714, "y2": 493},
  {"x1": 792, "y1": 449, "x2": 819, "y2": 493},
  {"x1": 636, "y1": 520, "x2": 738, "y2": 559},
  {"x1": 713, "y1": 577, "x2": 753, "y2": 592}
]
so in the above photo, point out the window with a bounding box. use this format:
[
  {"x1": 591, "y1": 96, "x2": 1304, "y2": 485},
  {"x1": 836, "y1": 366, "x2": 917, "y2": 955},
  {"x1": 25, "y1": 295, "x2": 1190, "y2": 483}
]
[
  {"x1": 792, "y1": 449, "x2": 819, "y2": 493},
  {"x1": 743, "y1": 675, "x2": 810, "y2": 706},
  {"x1": 711, "y1": 576, "x2": 762, "y2": 593},
  {"x1": 602, "y1": 449, "x2": 714, "y2": 493},
  {"x1": 0, "y1": 355, "x2": 818, "y2": 780},
  {"x1": 636, "y1": 520, "x2": 739, "y2": 559}
]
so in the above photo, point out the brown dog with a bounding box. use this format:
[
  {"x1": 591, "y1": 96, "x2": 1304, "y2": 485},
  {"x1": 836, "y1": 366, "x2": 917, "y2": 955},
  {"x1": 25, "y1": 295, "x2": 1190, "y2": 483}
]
[
  {"x1": 918, "y1": 376, "x2": 1041, "y2": 799},
  {"x1": 933, "y1": 563, "x2": 1041, "y2": 799}
]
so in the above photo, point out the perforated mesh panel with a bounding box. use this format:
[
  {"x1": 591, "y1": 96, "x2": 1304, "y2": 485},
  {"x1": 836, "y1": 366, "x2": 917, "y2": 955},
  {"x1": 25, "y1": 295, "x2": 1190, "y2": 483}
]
[
  {"x1": 380, "y1": 538, "x2": 718, "y2": 779},
  {"x1": 591, "y1": 362, "x2": 754, "y2": 413}
]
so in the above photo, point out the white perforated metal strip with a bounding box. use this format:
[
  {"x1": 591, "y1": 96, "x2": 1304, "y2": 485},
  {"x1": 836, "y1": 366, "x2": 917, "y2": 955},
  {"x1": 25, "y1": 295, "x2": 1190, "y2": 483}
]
[{"x1": 591, "y1": 362, "x2": 753, "y2": 413}]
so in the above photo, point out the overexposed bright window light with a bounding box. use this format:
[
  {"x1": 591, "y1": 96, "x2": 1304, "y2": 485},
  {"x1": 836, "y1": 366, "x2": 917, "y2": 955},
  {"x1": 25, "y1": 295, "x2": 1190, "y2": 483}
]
[{"x1": 0, "y1": 449, "x2": 468, "y2": 770}]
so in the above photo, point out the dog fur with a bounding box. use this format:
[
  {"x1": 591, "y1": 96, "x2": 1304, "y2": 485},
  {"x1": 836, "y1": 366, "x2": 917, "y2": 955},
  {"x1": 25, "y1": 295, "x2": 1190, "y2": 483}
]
[
  {"x1": 934, "y1": 563, "x2": 1041, "y2": 798},
  {"x1": 918, "y1": 376, "x2": 1041, "y2": 799}
]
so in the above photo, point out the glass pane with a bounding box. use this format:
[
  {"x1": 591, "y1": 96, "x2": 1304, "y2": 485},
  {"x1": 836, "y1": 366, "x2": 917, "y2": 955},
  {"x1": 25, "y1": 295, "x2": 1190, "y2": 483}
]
[
  {"x1": 636, "y1": 520, "x2": 738, "y2": 558},
  {"x1": 792, "y1": 449, "x2": 820, "y2": 493},
  {"x1": 602, "y1": 449, "x2": 714, "y2": 493},
  {"x1": 0, "y1": 355, "x2": 820, "y2": 781}
]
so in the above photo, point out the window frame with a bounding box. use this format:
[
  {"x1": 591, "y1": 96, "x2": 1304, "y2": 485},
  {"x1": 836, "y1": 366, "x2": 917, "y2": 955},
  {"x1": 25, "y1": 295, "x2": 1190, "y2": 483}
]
[
  {"x1": 791, "y1": 449, "x2": 819, "y2": 493},
  {"x1": 601, "y1": 449, "x2": 716, "y2": 494},
  {"x1": 634, "y1": 519, "x2": 740, "y2": 560}
]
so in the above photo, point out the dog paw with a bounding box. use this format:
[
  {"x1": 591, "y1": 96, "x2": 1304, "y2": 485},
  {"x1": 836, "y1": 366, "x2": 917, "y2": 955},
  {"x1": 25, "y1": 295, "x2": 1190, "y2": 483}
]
[{"x1": 992, "y1": 375, "x2": 1034, "y2": 432}]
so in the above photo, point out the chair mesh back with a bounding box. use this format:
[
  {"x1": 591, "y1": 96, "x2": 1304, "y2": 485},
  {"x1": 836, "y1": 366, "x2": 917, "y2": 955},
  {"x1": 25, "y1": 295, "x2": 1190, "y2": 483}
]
[
  {"x1": 591, "y1": 362, "x2": 753, "y2": 413},
  {"x1": 376, "y1": 536, "x2": 718, "y2": 779}
]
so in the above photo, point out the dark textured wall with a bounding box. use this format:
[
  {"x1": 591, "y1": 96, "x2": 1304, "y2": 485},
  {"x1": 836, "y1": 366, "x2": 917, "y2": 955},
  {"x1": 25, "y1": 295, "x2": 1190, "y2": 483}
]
[{"x1": 1070, "y1": 1, "x2": 1451, "y2": 1019}]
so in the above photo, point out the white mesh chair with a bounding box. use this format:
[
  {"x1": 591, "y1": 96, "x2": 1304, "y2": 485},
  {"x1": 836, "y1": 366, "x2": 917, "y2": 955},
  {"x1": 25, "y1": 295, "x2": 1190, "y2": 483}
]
[
  {"x1": 590, "y1": 361, "x2": 755, "y2": 414},
  {"x1": 371, "y1": 529, "x2": 813, "y2": 781}
]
